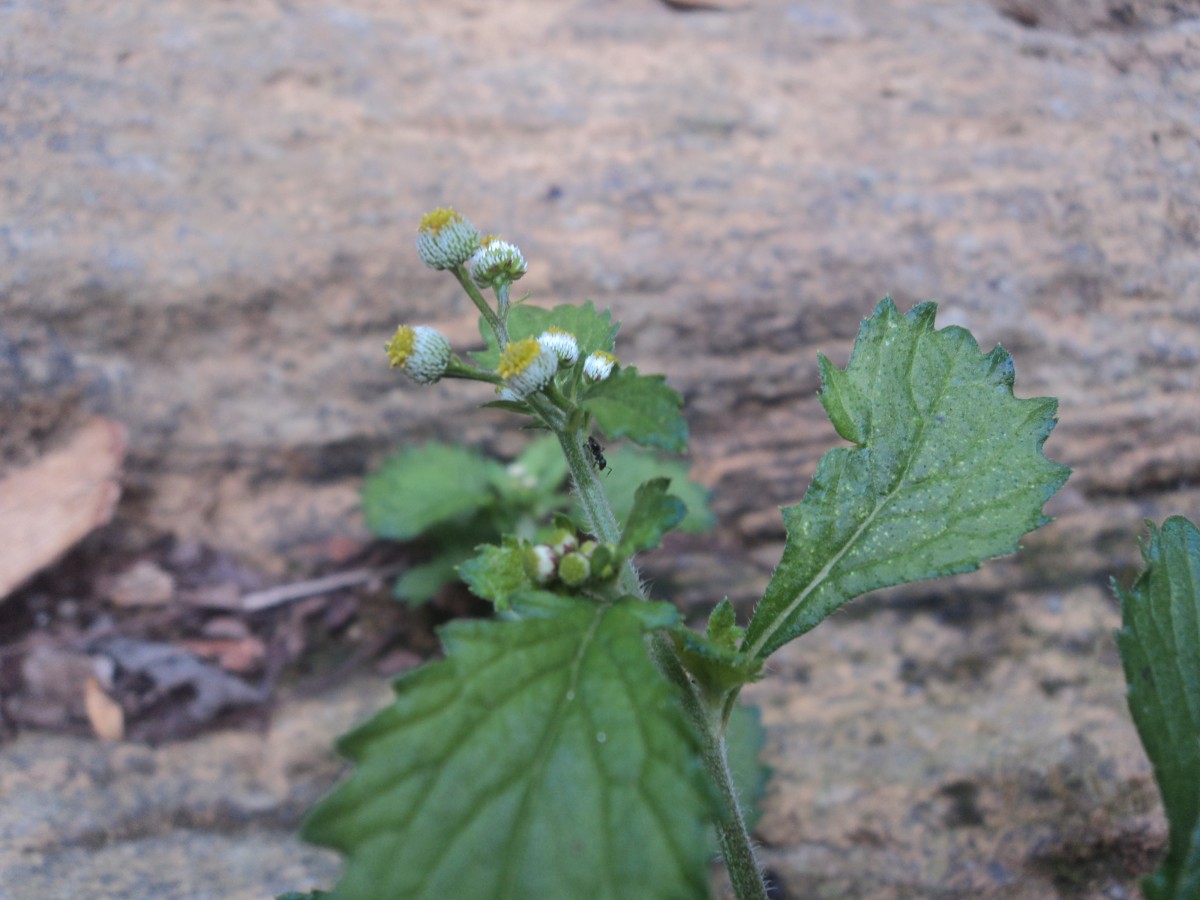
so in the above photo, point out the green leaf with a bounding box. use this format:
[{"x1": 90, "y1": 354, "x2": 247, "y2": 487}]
[
  {"x1": 743, "y1": 298, "x2": 1070, "y2": 659},
  {"x1": 578, "y1": 446, "x2": 714, "y2": 534},
  {"x1": 582, "y1": 367, "x2": 688, "y2": 453},
  {"x1": 672, "y1": 622, "x2": 763, "y2": 697},
  {"x1": 472, "y1": 301, "x2": 619, "y2": 369},
  {"x1": 619, "y1": 478, "x2": 687, "y2": 557},
  {"x1": 275, "y1": 892, "x2": 332, "y2": 900},
  {"x1": 1114, "y1": 516, "x2": 1200, "y2": 900},
  {"x1": 363, "y1": 443, "x2": 503, "y2": 540},
  {"x1": 392, "y1": 555, "x2": 462, "y2": 605},
  {"x1": 458, "y1": 538, "x2": 531, "y2": 610},
  {"x1": 706, "y1": 598, "x2": 744, "y2": 651},
  {"x1": 724, "y1": 701, "x2": 769, "y2": 835},
  {"x1": 302, "y1": 594, "x2": 714, "y2": 900}
]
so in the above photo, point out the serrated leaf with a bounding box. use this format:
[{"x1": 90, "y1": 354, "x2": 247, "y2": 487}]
[
  {"x1": 302, "y1": 594, "x2": 714, "y2": 900},
  {"x1": 458, "y1": 538, "x2": 531, "y2": 610},
  {"x1": 472, "y1": 301, "x2": 619, "y2": 369},
  {"x1": 1114, "y1": 516, "x2": 1200, "y2": 900},
  {"x1": 672, "y1": 623, "x2": 763, "y2": 697},
  {"x1": 576, "y1": 446, "x2": 714, "y2": 534},
  {"x1": 619, "y1": 478, "x2": 687, "y2": 557},
  {"x1": 743, "y1": 298, "x2": 1070, "y2": 659},
  {"x1": 706, "y1": 598, "x2": 743, "y2": 651},
  {"x1": 582, "y1": 367, "x2": 688, "y2": 453},
  {"x1": 363, "y1": 443, "x2": 503, "y2": 540}
]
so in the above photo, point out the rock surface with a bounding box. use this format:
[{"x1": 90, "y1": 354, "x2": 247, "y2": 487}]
[
  {"x1": 0, "y1": 677, "x2": 389, "y2": 900},
  {"x1": 3, "y1": 0, "x2": 1198, "y2": 895}
]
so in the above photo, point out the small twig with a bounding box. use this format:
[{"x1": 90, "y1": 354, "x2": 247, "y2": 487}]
[{"x1": 239, "y1": 563, "x2": 404, "y2": 613}]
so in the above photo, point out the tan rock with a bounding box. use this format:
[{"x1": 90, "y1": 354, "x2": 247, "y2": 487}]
[{"x1": 107, "y1": 560, "x2": 175, "y2": 608}]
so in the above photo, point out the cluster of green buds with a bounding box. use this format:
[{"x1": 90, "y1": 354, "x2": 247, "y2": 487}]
[{"x1": 523, "y1": 529, "x2": 620, "y2": 589}]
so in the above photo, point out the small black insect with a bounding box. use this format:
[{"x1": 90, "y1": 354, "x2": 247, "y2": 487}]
[{"x1": 586, "y1": 436, "x2": 610, "y2": 474}]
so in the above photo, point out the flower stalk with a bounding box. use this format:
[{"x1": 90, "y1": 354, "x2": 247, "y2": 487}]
[{"x1": 391, "y1": 208, "x2": 768, "y2": 899}]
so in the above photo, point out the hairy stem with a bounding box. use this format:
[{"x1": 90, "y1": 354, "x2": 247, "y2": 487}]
[
  {"x1": 453, "y1": 266, "x2": 507, "y2": 346},
  {"x1": 555, "y1": 426, "x2": 767, "y2": 899}
]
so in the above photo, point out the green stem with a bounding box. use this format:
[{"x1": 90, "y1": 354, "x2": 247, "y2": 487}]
[
  {"x1": 453, "y1": 266, "x2": 508, "y2": 346},
  {"x1": 554, "y1": 427, "x2": 767, "y2": 899},
  {"x1": 556, "y1": 430, "x2": 642, "y2": 599},
  {"x1": 650, "y1": 642, "x2": 766, "y2": 900}
]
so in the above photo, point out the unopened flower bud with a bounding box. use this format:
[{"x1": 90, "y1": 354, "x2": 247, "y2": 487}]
[
  {"x1": 385, "y1": 325, "x2": 452, "y2": 384},
  {"x1": 583, "y1": 350, "x2": 617, "y2": 382},
  {"x1": 498, "y1": 337, "x2": 558, "y2": 398},
  {"x1": 546, "y1": 528, "x2": 578, "y2": 557},
  {"x1": 558, "y1": 551, "x2": 591, "y2": 588},
  {"x1": 523, "y1": 544, "x2": 556, "y2": 584},
  {"x1": 588, "y1": 542, "x2": 620, "y2": 581},
  {"x1": 538, "y1": 328, "x2": 579, "y2": 366},
  {"x1": 470, "y1": 237, "x2": 527, "y2": 288},
  {"x1": 416, "y1": 207, "x2": 480, "y2": 270}
]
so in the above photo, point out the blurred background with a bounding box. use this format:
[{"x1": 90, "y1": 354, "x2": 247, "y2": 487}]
[{"x1": 2, "y1": 0, "x2": 1197, "y2": 896}]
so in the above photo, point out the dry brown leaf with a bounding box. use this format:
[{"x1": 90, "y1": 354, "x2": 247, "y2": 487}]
[
  {"x1": 85, "y1": 676, "x2": 125, "y2": 742},
  {"x1": 174, "y1": 636, "x2": 267, "y2": 675},
  {"x1": 0, "y1": 417, "x2": 126, "y2": 602}
]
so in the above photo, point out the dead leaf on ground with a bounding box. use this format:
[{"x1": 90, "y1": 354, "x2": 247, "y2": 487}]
[
  {"x1": 84, "y1": 676, "x2": 125, "y2": 741},
  {"x1": 175, "y1": 636, "x2": 267, "y2": 675},
  {"x1": 0, "y1": 417, "x2": 126, "y2": 602}
]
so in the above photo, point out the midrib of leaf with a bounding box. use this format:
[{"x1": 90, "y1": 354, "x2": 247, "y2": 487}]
[
  {"x1": 746, "y1": 325, "x2": 951, "y2": 660},
  {"x1": 496, "y1": 603, "x2": 608, "y2": 898},
  {"x1": 1154, "y1": 560, "x2": 1194, "y2": 767},
  {"x1": 395, "y1": 636, "x2": 566, "y2": 884}
]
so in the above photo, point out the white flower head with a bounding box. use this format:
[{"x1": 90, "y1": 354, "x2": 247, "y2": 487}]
[
  {"x1": 385, "y1": 325, "x2": 452, "y2": 384},
  {"x1": 582, "y1": 350, "x2": 618, "y2": 382},
  {"x1": 524, "y1": 544, "x2": 556, "y2": 584},
  {"x1": 415, "y1": 207, "x2": 480, "y2": 271},
  {"x1": 537, "y1": 328, "x2": 579, "y2": 366},
  {"x1": 470, "y1": 237, "x2": 527, "y2": 288},
  {"x1": 498, "y1": 337, "x2": 558, "y2": 398}
]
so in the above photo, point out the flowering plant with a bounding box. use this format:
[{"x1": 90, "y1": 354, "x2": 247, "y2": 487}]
[{"x1": 297, "y1": 208, "x2": 1071, "y2": 899}]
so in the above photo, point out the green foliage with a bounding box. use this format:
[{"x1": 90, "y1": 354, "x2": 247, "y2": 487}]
[
  {"x1": 583, "y1": 445, "x2": 715, "y2": 534},
  {"x1": 724, "y1": 701, "x2": 769, "y2": 834},
  {"x1": 458, "y1": 537, "x2": 529, "y2": 610},
  {"x1": 582, "y1": 367, "x2": 689, "y2": 453},
  {"x1": 672, "y1": 615, "x2": 763, "y2": 698},
  {"x1": 301, "y1": 208, "x2": 1075, "y2": 900},
  {"x1": 619, "y1": 479, "x2": 687, "y2": 557},
  {"x1": 742, "y1": 298, "x2": 1070, "y2": 659},
  {"x1": 472, "y1": 300, "x2": 619, "y2": 369},
  {"x1": 302, "y1": 593, "x2": 715, "y2": 900},
  {"x1": 363, "y1": 443, "x2": 504, "y2": 541},
  {"x1": 365, "y1": 435, "x2": 712, "y2": 604},
  {"x1": 1114, "y1": 516, "x2": 1200, "y2": 900}
]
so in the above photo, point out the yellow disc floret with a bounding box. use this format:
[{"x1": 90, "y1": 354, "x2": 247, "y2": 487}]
[
  {"x1": 497, "y1": 337, "x2": 558, "y2": 398},
  {"x1": 385, "y1": 325, "x2": 452, "y2": 384},
  {"x1": 386, "y1": 326, "x2": 416, "y2": 369},
  {"x1": 415, "y1": 207, "x2": 480, "y2": 270},
  {"x1": 417, "y1": 208, "x2": 461, "y2": 234},
  {"x1": 497, "y1": 337, "x2": 542, "y2": 379}
]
